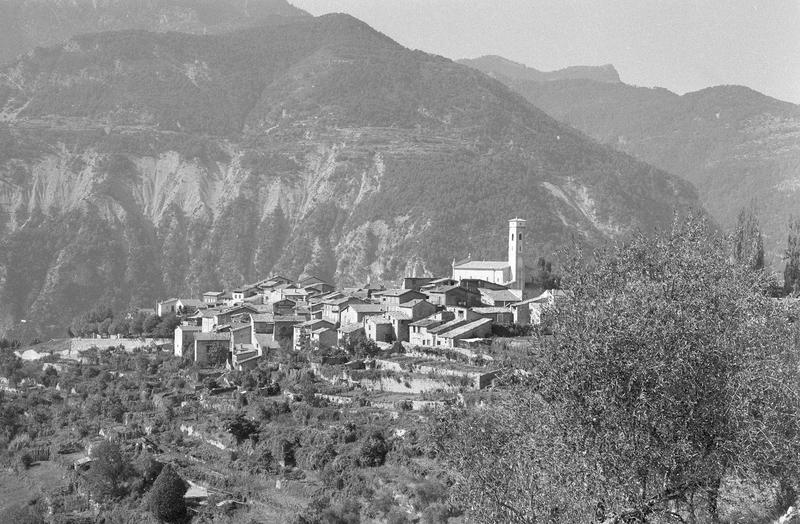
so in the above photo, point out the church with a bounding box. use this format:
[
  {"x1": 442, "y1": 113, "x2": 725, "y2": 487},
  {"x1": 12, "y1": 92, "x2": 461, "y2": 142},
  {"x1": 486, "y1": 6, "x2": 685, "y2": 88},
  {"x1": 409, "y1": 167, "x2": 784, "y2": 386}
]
[{"x1": 451, "y1": 218, "x2": 526, "y2": 290}]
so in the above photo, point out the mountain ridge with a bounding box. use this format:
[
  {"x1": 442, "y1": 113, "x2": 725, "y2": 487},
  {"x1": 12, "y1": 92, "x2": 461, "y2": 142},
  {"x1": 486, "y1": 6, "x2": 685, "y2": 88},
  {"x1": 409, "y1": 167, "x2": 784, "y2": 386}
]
[
  {"x1": 0, "y1": 0, "x2": 309, "y2": 66},
  {"x1": 458, "y1": 55, "x2": 621, "y2": 84},
  {"x1": 461, "y1": 55, "x2": 800, "y2": 267},
  {"x1": 0, "y1": 15, "x2": 700, "y2": 338}
]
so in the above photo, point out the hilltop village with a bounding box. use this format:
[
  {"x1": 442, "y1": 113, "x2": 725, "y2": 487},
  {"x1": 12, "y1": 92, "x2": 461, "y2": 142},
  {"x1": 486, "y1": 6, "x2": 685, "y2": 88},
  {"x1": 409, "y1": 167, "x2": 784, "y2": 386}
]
[
  {"x1": 172, "y1": 219, "x2": 559, "y2": 377},
  {"x1": 0, "y1": 218, "x2": 564, "y2": 523}
]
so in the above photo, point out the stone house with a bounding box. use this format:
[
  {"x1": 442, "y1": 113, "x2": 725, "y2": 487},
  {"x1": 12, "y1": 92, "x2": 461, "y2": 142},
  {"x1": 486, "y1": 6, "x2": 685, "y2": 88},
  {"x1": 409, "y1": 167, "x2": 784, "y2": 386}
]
[
  {"x1": 193, "y1": 332, "x2": 231, "y2": 366},
  {"x1": 471, "y1": 306, "x2": 514, "y2": 324},
  {"x1": 203, "y1": 291, "x2": 224, "y2": 305},
  {"x1": 434, "y1": 317, "x2": 493, "y2": 348},
  {"x1": 477, "y1": 288, "x2": 523, "y2": 307},
  {"x1": 293, "y1": 319, "x2": 336, "y2": 350},
  {"x1": 322, "y1": 296, "x2": 364, "y2": 326},
  {"x1": 374, "y1": 289, "x2": 427, "y2": 311},
  {"x1": 365, "y1": 316, "x2": 395, "y2": 343},
  {"x1": 340, "y1": 303, "x2": 386, "y2": 326},
  {"x1": 174, "y1": 325, "x2": 201, "y2": 358},
  {"x1": 425, "y1": 284, "x2": 481, "y2": 307}
]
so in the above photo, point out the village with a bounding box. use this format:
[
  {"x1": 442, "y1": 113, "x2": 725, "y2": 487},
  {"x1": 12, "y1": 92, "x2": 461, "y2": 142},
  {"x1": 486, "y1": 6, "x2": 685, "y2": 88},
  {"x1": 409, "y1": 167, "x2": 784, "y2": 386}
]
[
  {"x1": 0, "y1": 218, "x2": 565, "y2": 523},
  {"x1": 171, "y1": 219, "x2": 561, "y2": 387}
]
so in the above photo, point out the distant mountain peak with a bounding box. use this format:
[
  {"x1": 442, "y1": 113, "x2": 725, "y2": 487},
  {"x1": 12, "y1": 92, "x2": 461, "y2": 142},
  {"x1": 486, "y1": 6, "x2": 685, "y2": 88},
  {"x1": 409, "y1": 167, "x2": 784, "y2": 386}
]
[{"x1": 459, "y1": 55, "x2": 621, "y2": 84}]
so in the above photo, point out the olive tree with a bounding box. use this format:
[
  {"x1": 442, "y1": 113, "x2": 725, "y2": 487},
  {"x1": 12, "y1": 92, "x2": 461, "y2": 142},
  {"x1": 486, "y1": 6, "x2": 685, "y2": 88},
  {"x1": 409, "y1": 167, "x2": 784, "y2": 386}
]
[{"x1": 435, "y1": 214, "x2": 800, "y2": 523}]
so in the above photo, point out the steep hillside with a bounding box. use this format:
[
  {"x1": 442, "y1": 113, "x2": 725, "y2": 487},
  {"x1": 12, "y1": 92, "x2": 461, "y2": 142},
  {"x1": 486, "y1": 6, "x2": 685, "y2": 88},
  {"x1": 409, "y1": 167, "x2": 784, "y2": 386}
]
[
  {"x1": 0, "y1": 0, "x2": 308, "y2": 66},
  {"x1": 458, "y1": 55, "x2": 621, "y2": 84},
  {"x1": 461, "y1": 56, "x2": 800, "y2": 266},
  {"x1": 0, "y1": 14, "x2": 700, "y2": 338}
]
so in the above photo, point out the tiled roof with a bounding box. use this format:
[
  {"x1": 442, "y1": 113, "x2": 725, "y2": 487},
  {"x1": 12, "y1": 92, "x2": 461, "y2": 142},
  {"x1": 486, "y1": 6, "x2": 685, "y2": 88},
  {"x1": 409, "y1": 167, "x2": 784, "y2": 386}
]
[
  {"x1": 296, "y1": 319, "x2": 335, "y2": 329},
  {"x1": 194, "y1": 333, "x2": 230, "y2": 341},
  {"x1": 219, "y1": 304, "x2": 257, "y2": 315},
  {"x1": 409, "y1": 318, "x2": 443, "y2": 328},
  {"x1": 438, "y1": 318, "x2": 493, "y2": 339},
  {"x1": 471, "y1": 307, "x2": 513, "y2": 315},
  {"x1": 347, "y1": 304, "x2": 386, "y2": 313},
  {"x1": 426, "y1": 284, "x2": 463, "y2": 294},
  {"x1": 399, "y1": 299, "x2": 427, "y2": 307},
  {"x1": 200, "y1": 309, "x2": 221, "y2": 318},
  {"x1": 384, "y1": 311, "x2": 411, "y2": 321},
  {"x1": 478, "y1": 288, "x2": 523, "y2": 302},
  {"x1": 428, "y1": 318, "x2": 467, "y2": 335},
  {"x1": 338, "y1": 323, "x2": 365, "y2": 334},
  {"x1": 374, "y1": 288, "x2": 417, "y2": 297},
  {"x1": 453, "y1": 260, "x2": 510, "y2": 270}
]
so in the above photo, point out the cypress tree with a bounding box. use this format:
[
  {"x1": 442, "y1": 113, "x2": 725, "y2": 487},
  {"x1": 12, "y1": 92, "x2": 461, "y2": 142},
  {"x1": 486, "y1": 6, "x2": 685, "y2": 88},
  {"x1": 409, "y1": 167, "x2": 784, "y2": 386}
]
[{"x1": 148, "y1": 464, "x2": 187, "y2": 523}]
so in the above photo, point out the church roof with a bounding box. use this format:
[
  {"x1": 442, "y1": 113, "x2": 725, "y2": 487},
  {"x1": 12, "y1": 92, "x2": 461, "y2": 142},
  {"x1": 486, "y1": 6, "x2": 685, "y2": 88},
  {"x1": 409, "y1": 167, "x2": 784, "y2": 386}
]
[{"x1": 453, "y1": 260, "x2": 510, "y2": 270}]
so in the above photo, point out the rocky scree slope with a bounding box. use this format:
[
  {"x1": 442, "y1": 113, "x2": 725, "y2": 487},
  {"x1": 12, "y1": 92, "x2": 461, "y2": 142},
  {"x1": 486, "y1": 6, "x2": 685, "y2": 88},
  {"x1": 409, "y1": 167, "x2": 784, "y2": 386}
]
[{"x1": 0, "y1": 14, "x2": 700, "y2": 337}]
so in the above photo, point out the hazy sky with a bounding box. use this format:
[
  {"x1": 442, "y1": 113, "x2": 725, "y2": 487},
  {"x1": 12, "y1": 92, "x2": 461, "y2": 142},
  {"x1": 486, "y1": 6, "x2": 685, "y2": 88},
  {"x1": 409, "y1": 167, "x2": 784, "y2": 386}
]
[{"x1": 292, "y1": 0, "x2": 800, "y2": 104}]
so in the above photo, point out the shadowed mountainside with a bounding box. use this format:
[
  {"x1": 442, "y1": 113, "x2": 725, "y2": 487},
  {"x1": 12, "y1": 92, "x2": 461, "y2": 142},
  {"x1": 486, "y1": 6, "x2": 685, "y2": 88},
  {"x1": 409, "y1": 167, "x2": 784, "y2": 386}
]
[
  {"x1": 0, "y1": 0, "x2": 308, "y2": 66},
  {"x1": 0, "y1": 14, "x2": 700, "y2": 338},
  {"x1": 461, "y1": 55, "x2": 800, "y2": 267}
]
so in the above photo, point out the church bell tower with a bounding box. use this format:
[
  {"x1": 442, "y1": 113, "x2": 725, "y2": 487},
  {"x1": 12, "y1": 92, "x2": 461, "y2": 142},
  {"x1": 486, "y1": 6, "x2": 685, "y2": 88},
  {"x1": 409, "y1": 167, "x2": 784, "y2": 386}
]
[{"x1": 508, "y1": 218, "x2": 526, "y2": 290}]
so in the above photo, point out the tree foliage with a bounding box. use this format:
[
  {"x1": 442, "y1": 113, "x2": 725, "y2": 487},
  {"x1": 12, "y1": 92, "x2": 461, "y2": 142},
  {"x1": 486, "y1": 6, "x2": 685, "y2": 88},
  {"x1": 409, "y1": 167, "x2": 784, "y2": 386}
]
[
  {"x1": 436, "y1": 214, "x2": 800, "y2": 522},
  {"x1": 148, "y1": 464, "x2": 188, "y2": 523},
  {"x1": 225, "y1": 413, "x2": 260, "y2": 444},
  {"x1": 89, "y1": 440, "x2": 132, "y2": 500},
  {"x1": 732, "y1": 205, "x2": 764, "y2": 271},
  {"x1": 785, "y1": 216, "x2": 800, "y2": 295}
]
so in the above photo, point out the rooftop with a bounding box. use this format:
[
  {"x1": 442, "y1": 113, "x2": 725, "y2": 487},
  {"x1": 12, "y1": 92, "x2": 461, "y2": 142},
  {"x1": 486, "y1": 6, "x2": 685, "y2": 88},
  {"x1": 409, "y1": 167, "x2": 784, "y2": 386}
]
[
  {"x1": 409, "y1": 317, "x2": 444, "y2": 328},
  {"x1": 296, "y1": 319, "x2": 335, "y2": 329},
  {"x1": 399, "y1": 299, "x2": 428, "y2": 308},
  {"x1": 427, "y1": 284, "x2": 468, "y2": 294},
  {"x1": 478, "y1": 288, "x2": 523, "y2": 302},
  {"x1": 472, "y1": 306, "x2": 513, "y2": 315},
  {"x1": 438, "y1": 318, "x2": 493, "y2": 339},
  {"x1": 374, "y1": 288, "x2": 420, "y2": 297},
  {"x1": 338, "y1": 323, "x2": 365, "y2": 334},
  {"x1": 453, "y1": 260, "x2": 510, "y2": 270},
  {"x1": 428, "y1": 318, "x2": 468, "y2": 335},
  {"x1": 347, "y1": 303, "x2": 386, "y2": 313},
  {"x1": 195, "y1": 333, "x2": 230, "y2": 342}
]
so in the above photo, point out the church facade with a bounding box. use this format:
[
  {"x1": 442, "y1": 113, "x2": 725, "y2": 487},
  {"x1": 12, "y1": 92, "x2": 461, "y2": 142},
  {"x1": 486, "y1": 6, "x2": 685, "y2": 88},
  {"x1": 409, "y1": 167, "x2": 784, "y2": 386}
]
[{"x1": 451, "y1": 218, "x2": 526, "y2": 290}]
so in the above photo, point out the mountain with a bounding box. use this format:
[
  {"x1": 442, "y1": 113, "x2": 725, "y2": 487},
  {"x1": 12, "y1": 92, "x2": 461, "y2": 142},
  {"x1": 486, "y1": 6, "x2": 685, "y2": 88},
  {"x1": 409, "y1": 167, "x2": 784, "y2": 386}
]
[
  {"x1": 459, "y1": 56, "x2": 621, "y2": 84},
  {"x1": 0, "y1": 14, "x2": 699, "y2": 338},
  {"x1": 0, "y1": 0, "x2": 309, "y2": 66},
  {"x1": 461, "y1": 55, "x2": 800, "y2": 267}
]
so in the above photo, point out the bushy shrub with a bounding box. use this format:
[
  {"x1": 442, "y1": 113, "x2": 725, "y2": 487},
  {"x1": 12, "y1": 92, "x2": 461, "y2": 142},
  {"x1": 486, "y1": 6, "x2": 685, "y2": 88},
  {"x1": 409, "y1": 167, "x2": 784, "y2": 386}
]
[
  {"x1": 358, "y1": 431, "x2": 389, "y2": 467},
  {"x1": 148, "y1": 464, "x2": 188, "y2": 523}
]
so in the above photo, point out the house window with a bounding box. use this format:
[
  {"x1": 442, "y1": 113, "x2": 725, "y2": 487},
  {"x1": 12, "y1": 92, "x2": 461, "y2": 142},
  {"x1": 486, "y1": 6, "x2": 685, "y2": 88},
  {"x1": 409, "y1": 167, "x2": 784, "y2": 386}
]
[
  {"x1": 519, "y1": 233, "x2": 522, "y2": 241},
  {"x1": 511, "y1": 233, "x2": 514, "y2": 241}
]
